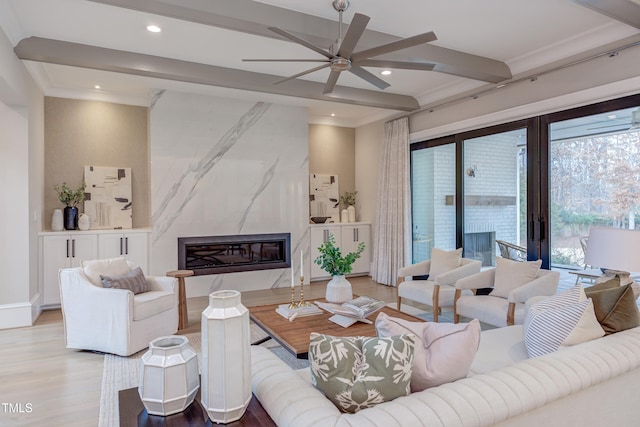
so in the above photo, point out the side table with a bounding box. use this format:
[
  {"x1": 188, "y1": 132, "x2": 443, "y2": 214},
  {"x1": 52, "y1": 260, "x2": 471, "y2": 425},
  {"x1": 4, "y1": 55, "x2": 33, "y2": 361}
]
[{"x1": 166, "y1": 269, "x2": 194, "y2": 330}]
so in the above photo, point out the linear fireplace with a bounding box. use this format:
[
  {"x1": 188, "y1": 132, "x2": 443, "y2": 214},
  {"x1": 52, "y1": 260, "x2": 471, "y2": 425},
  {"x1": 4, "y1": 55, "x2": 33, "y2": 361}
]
[{"x1": 178, "y1": 233, "x2": 290, "y2": 275}]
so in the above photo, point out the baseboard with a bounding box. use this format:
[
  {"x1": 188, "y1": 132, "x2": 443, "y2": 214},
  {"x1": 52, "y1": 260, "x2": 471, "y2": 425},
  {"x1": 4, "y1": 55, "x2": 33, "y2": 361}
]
[{"x1": 0, "y1": 301, "x2": 34, "y2": 329}]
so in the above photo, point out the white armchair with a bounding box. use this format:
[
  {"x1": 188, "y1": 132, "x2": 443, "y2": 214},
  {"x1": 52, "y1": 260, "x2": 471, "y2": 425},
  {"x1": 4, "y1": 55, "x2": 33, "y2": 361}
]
[
  {"x1": 454, "y1": 266, "x2": 560, "y2": 327},
  {"x1": 397, "y1": 255, "x2": 482, "y2": 322},
  {"x1": 59, "y1": 262, "x2": 179, "y2": 356}
]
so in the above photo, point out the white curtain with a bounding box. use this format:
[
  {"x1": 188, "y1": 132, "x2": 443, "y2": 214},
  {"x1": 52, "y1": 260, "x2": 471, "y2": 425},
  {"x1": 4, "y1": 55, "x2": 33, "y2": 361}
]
[{"x1": 371, "y1": 117, "x2": 411, "y2": 286}]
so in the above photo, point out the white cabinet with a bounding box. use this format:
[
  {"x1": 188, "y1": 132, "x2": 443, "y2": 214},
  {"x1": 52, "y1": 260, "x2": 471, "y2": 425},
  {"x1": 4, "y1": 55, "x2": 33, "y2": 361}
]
[
  {"x1": 98, "y1": 230, "x2": 149, "y2": 273},
  {"x1": 309, "y1": 223, "x2": 371, "y2": 280},
  {"x1": 340, "y1": 225, "x2": 371, "y2": 275},
  {"x1": 41, "y1": 233, "x2": 98, "y2": 306},
  {"x1": 39, "y1": 228, "x2": 150, "y2": 308}
]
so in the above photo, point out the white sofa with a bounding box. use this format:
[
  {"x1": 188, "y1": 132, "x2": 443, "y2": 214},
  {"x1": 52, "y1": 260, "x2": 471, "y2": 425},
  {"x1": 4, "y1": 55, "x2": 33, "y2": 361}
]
[{"x1": 251, "y1": 325, "x2": 640, "y2": 426}]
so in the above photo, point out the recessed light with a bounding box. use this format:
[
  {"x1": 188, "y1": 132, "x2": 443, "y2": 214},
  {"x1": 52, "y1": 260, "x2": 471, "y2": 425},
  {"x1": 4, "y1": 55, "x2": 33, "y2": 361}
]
[
  {"x1": 331, "y1": 113, "x2": 336, "y2": 117},
  {"x1": 608, "y1": 114, "x2": 617, "y2": 119},
  {"x1": 147, "y1": 25, "x2": 162, "y2": 33},
  {"x1": 94, "y1": 85, "x2": 101, "y2": 89},
  {"x1": 381, "y1": 70, "x2": 392, "y2": 76}
]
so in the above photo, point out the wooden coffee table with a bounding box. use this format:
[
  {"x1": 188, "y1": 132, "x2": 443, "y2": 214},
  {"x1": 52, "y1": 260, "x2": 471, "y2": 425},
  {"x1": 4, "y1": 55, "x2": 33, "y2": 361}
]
[{"x1": 249, "y1": 299, "x2": 425, "y2": 359}]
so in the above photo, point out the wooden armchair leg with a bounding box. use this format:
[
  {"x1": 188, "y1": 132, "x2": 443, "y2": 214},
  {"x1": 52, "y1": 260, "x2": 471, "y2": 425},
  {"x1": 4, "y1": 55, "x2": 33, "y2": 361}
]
[
  {"x1": 397, "y1": 296, "x2": 402, "y2": 311},
  {"x1": 453, "y1": 289, "x2": 461, "y2": 324},
  {"x1": 432, "y1": 284, "x2": 440, "y2": 323},
  {"x1": 507, "y1": 303, "x2": 516, "y2": 326}
]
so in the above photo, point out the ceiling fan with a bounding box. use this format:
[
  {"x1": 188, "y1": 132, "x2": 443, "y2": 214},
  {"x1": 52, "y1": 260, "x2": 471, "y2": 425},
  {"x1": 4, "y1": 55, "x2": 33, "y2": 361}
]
[{"x1": 243, "y1": 0, "x2": 438, "y2": 94}]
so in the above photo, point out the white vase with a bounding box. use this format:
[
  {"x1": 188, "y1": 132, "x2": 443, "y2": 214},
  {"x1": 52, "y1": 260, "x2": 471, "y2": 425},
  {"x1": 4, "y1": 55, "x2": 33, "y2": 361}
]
[
  {"x1": 201, "y1": 290, "x2": 251, "y2": 423},
  {"x1": 51, "y1": 209, "x2": 63, "y2": 231},
  {"x1": 340, "y1": 209, "x2": 349, "y2": 223},
  {"x1": 77, "y1": 213, "x2": 90, "y2": 231},
  {"x1": 347, "y1": 205, "x2": 356, "y2": 222},
  {"x1": 138, "y1": 335, "x2": 199, "y2": 416},
  {"x1": 325, "y1": 275, "x2": 353, "y2": 303}
]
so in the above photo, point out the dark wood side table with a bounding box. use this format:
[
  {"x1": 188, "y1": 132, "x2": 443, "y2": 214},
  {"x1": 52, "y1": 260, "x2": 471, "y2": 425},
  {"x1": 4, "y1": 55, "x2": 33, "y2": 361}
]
[
  {"x1": 119, "y1": 387, "x2": 275, "y2": 427},
  {"x1": 166, "y1": 270, "x2": 194, "y2": 330}
]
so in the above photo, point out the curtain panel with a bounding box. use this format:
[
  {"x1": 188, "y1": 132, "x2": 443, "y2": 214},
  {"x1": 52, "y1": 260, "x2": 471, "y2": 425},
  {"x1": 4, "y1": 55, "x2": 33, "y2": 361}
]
[{"x1": 371, "y1": 117, "x2": 411, "y2": 286}]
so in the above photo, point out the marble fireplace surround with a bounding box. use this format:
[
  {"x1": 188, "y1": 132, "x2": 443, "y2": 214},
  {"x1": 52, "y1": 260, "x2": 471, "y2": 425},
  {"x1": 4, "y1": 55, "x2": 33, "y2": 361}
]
[{"x1": 150, "y1": 90, "x2": 309, "y2": 297}]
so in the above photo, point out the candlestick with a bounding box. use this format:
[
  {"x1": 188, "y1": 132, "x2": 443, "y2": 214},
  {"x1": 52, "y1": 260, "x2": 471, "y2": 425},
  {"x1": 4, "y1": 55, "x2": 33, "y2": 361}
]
[
  {"x1": 300, "y1": 250, "x2": 304, "y2": 278},
  {"x1": 290, "y1": 267, "x2": 294, "y2": 289},
  {"x1": 298, "y1": 275, "x2": 311, "y2": 307}
]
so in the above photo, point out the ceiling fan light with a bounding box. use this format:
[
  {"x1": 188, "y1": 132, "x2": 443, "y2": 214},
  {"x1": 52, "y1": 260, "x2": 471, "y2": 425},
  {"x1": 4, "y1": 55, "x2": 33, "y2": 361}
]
[{"x1": 330, "y1": 57, "x2": 351, "y2": 71}]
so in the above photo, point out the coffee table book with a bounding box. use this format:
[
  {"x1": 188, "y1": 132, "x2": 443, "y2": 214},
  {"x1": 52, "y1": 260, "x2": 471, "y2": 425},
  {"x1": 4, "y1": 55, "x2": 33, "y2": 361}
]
[{"x1": 275, "y1": 304, "x2": 323, "y2": 319}]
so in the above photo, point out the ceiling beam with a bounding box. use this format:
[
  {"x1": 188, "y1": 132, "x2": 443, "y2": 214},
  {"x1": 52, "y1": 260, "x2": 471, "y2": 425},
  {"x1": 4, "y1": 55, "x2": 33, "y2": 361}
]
[
  {"x1": 573, "y1": 0, "x2": 640, "y2": 29},
  {"x1": 87, "y1": 0, "x2": 512, "y2": 83},
  {"x1": 14, "y1": 37, "x2": 419, "y2": 111}
]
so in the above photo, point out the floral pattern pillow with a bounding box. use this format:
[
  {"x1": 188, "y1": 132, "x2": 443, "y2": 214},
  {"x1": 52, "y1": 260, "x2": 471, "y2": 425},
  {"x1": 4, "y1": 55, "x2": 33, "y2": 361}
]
[{"x1": 309, "y1": 333, "x2": 415, "y2": 413}]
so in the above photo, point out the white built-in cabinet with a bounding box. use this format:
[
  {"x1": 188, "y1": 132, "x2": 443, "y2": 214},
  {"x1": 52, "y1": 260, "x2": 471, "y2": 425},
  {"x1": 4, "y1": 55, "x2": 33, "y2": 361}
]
[
  {"x1": 309, "y1": 223, "x2": 371, "y2": 280},
  {"x1": 98, "y1": 231, "x2": 149, "y2": 273},
  {"x1": 39, "y1": 229, "x2": 150, "y2": 307}
]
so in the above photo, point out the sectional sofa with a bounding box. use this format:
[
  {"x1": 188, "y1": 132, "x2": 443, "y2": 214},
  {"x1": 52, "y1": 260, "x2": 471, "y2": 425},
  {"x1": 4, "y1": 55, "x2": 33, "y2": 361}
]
[{"x1": 251, "y1": 324, "x2": 640, "y2": 426}]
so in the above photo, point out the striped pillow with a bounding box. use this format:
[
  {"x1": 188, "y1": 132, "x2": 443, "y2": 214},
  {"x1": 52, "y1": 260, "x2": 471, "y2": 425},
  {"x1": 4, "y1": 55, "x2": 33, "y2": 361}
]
[
  {"x1": 524, "y1": 284, "x2": 604, "y2": 358},
  {"x1": 100, "y1": 266, "x2": 149, "y2": 294}
]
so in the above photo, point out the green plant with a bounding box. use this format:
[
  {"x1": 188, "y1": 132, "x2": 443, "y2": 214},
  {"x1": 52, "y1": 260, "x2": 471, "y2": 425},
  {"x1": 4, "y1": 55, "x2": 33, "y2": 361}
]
[
  {"x1": 54, "y1": 182, "x2": 86, "y2": 207},
  {"x1": 314, "y1": 234, "x2": 365, "y2": 276},
  {"x1": 340, "y1": 191, "x2": 357, "y2": 208}
]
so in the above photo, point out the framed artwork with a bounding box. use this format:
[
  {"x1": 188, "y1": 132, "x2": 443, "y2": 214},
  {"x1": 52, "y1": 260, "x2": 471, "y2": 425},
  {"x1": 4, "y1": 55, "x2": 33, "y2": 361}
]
[
  {"x1": 84, "y1": 166, "x2": 133, "y2": 229},
  {"x1": 309, "y1": 174, "x2": 340, "y2": 222}
]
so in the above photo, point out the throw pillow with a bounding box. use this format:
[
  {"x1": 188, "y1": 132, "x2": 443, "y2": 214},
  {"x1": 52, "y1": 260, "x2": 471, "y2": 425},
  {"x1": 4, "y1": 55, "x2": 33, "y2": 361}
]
[
  {"x1": 490, "y1": 257, "x2": 542, "y2": 299},
  {"x1": 82, "y1": 256, "x2": 130, "y2": 287},
  {"x1": 428, "y1": 247, "x2": 462, "y2": 279},
  {"x1": 585, "y1": 283, "x2": 640, "y2": 334},
  {"x1": 309, "y1": 333, "x2": 415, "y2": 413},
  {"x1": 375, "y1": 312, "x2": 480, "y2": 391},
  {"x1": 100, "y1": 266, "x2": 149, "y2": 294},
  {"x1": 524, "y1": 284, "x2": 604, "y2": 358}
]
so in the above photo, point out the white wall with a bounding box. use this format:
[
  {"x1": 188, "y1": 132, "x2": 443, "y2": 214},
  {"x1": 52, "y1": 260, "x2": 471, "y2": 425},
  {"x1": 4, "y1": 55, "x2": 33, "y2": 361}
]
[
  {"x1": 0, "y1": 26, "x2": 44, "y2": 329},
  {"x1": 150, "y1": 91, "x2": 309, "y2": 297},
  {"x1": 355, "y1": 121, "x2": 383, "y2": 225}
]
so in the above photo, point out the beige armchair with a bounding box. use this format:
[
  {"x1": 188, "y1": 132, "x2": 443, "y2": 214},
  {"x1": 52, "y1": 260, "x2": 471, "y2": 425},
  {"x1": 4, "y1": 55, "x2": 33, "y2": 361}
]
[
  {"x1": 454, "y1": 266, "x2": 560, "y2": 327},
  {"x1": 59, "y1": 258, "x2": 178, "y2": 356},
  {"x1": 397, "y1": 256, "x2": 482, "y2": 322}
]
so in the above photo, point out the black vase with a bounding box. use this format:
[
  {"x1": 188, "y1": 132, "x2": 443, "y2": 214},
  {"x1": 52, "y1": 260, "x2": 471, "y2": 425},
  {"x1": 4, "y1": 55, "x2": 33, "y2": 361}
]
[{"x1": 63, "y1": 206, "x2": 78, "y2": 230}]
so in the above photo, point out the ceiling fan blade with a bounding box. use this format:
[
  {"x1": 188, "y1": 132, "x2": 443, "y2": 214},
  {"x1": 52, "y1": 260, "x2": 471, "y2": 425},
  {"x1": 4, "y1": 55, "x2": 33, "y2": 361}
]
[
  {"x1": 323, "y1": 70, "x2": 341, "y2": 94},
  {"x1": 357, "y1": 59, "x2": 436, "y2": 71},
  {"x1": 243, "y1": 59, "x2": 329, "y2": 62},
  {"x1": 337, "y1": 13, "x2": 370, "y2": 58},
  {"x1": 349, "y1": 65, "x2": 390, "y2": 90},
  {"x1": 351, "y1": 31, "x2": 438, "y2": 62},
  {"x1": 274, "y1": 63, "x2": 331, "y2": 85},
  {"x1": 268, "y1": 27, "x2": 334, "y2": 59}
]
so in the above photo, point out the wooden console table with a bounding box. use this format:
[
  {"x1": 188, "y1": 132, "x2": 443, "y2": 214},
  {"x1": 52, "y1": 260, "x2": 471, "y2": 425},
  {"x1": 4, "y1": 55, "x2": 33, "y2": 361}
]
[
  {"x1": 119, "y1": 387, "x2": 274, "y2": 427},
  {"x1": 166, "y1": 269, "x2": 194, "y2": 330}
]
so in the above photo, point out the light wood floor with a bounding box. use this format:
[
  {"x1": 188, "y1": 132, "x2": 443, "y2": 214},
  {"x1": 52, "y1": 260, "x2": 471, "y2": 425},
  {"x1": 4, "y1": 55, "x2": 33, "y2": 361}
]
[{"x1": 0, "y1": 276, "x2": 400, "y2": 426}]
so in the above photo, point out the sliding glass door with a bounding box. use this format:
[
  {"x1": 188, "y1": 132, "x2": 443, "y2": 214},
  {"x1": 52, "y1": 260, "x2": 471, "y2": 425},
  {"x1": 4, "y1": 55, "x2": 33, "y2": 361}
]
[
  {"x1": 410, "y1": 138, "x2": 455, "y2": 263},
  {"x1": 411, "y1": 94, "x2": 640, "y2": 270},
  {"x1": 542, "y1": 97, "x2": 640, "y2": 273},
  {"x1": 462, "y1": 127, "x2": 528, "y2": 267}
]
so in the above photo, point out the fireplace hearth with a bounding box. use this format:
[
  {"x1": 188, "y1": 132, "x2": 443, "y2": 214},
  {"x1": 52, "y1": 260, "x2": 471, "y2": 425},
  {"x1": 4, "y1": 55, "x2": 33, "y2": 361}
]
[{"x1": 178, "y1": 233, "x2": 290, "y2": 275}]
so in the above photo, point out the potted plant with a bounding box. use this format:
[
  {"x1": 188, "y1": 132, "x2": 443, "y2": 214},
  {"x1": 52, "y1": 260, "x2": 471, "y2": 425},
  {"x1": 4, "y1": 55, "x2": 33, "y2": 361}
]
[
  {"x1": 54, "y1": 182, "x2": 86, "y2": 230},
  {"x1": 314, "y1": 233, "x2": 365, "y2": 303},
  {"x1": 340, "y1": 191, "x2": 357, "y2": 222}
]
